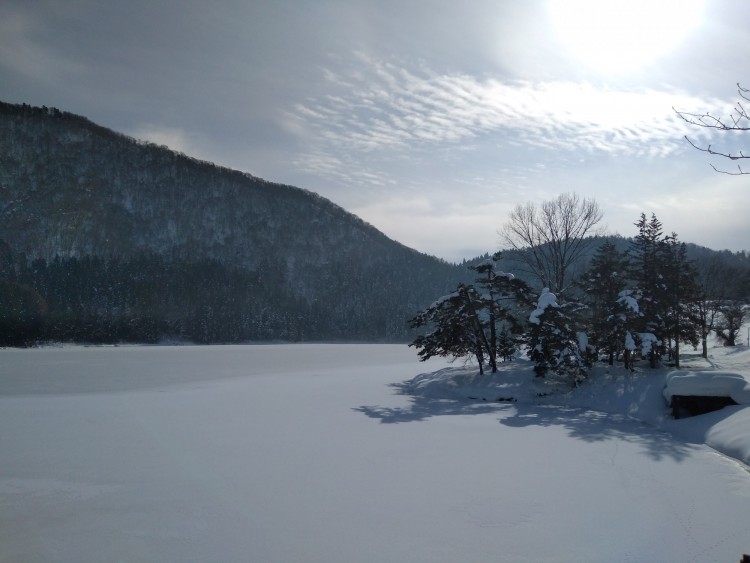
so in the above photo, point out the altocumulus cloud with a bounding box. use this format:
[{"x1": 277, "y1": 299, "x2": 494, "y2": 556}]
[{"x1": 286, "y1": 53, "x2": 729, "y2": 187}]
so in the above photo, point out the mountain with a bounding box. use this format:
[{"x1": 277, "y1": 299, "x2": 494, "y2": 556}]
[{"x1": 0, "y1": 102, "x2": 469, "y2": 345}]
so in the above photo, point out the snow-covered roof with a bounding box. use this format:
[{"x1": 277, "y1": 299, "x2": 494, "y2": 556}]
[{"x1": 664, "y1": 370, "x2": 750, "y2": 404}]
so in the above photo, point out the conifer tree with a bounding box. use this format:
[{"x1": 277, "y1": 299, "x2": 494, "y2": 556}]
[
  {"x1": 580, "y1": 240, "x2": 630, "y2": 364},
  {"x1": 628, "y1": 214, "x2": 702, "y2": 367},
  {"x1": 410, "y1": 259, "x2": 532, "y2": 374},
  {"x1": 628, "y1": 213, "x2": 668, "y2": 366},
  {"x1": 469, "y1": 259, "x2": 534, "y2": 372},
  {"x1": 527, "y1": 288, "x2": 588, "y2": 384},
  {"x1": 409, "y1": 284, "x2": 490, "y2": 373},
  {"x1": 660, "y1": 233, "x2": 700, "y2": 367}
]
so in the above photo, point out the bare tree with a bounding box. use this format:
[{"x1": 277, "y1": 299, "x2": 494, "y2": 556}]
[
  {"x1": 674, "y1": 83, "x2": 749, "y2": 175},
  {"x1": 498, "y1": 193, "x2": 604, "y2": 295}
]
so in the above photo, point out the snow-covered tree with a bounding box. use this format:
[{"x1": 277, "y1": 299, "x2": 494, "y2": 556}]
[
  {"x1": 627, "y1": 214, "x2": 701, "y2": 368},
  {"x1": 410, "y1": 259, "x2": 532, "y2": 374},
  {"x1": 496, "y1": 327, "x2": 517, "y2": 362},
  {"x1": 579, "y1": 240, "x2": 630, "y2": 364},
  {"x1": 409, "y1": 284, "x2": 488, "y2": 372},
  {"x1": 468, "y1": 259, "x2": 534, "y2": 372},
  {"x1": 660, "y1": 233, "x2": 700, "y2": 367},
  {"x1": 628, "y1": 213, "x2": 666, "y2": 337},
  {"x1": 527, "y1": 288, "x2": 588, "y2": 384}
]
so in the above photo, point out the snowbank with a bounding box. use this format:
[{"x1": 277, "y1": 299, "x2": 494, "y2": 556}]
[{"x1": 705, "y1": 407, "x2": 750, "y2": 465}]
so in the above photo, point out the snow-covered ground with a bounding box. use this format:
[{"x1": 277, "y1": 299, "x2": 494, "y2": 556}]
[{"x1": 1, "y1": 343, "x2": 749, "y2": 562}]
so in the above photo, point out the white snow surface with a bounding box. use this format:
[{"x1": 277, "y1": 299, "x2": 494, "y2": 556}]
[
  {"x1": 618, "y1": 289, "x2": 639, "y2": 313},
  {"x1": 2, "y1": 343, "x2": 750, "y2": 562},
  {"x1": 529, "y1": 288, "x2": 558, "y2": 325},
  {"x1": 664, "y1": 370, "x2": 750, "y2": 403}
]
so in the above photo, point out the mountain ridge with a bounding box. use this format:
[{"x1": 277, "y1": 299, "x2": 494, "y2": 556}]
[
  {"x1": 0, "y1": 101, "x2": 467, "y2": 344},
  {"x1": 0, "y1": 101, "x2": 435, "y2": 268}
]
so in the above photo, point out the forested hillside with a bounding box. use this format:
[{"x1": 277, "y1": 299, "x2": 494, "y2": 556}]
[{"x1": 0, "y1": 102, "x2": 468, "y2": 345}]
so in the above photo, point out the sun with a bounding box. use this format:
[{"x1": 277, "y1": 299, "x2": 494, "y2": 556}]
[{"x1": 547, "y1": 0, "x2": 704, "y2": 75}]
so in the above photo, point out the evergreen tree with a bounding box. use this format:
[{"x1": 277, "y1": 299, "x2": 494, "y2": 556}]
[
  {"x1": 410, "y1": 259, "x2": 532, "y2": 374},
  {"x1": 579, "y1": 240, "x2": 630, "y2": 364},
  {"x1": 628, "y1": 213, "x2": 670, "y2": 366},
  {"x1": 497, "y1": 327, "x2": 517, "y2": 362},
  {"x1": 660, "y1": 233, "x2": 700, "y2": 367},
  {"x1": 527, "y1": 288, "x2": 588, "y2": 384},
  {"x1": 469, "y1": 259, "x2": 534, "y2": 372},
  {"x1": 613, "y1": 290, "x2": 644, "y2": 370},
  {"x1": 409, "y1": 284, "x2": 489, "y2": 372},
  {"x1": 627, "y1": 214, "x2": 703, "y2": 368}
]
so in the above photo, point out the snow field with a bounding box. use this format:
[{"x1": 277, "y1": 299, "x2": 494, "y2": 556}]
[{"x1": 1, "y1": 344, "x2": 749, "y2": 562}]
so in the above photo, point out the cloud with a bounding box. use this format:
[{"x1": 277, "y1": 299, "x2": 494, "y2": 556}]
[
  {"x1": 287, "y1": 54, "x2": 731, "y2": 190},
  {"x1": 0, "y1": 7, "x2": 86, "y2": 85},
  {"x1": 127, "y1": 124, "x2": 208, "y2": 158},
  {"x1": 352, "y1": 196, "x2": 516, "y2": 262}
]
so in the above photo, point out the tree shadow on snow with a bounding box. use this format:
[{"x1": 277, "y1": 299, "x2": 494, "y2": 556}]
[
  {"x1": 353, "y1": 381, "x2": 511, "y2": 423},
  {"x1": 355, "y1": 377, "x2": 701, "y2": 464},
  {"x1": 499, "y1": 404, "x2": 697, "y2": 463}
]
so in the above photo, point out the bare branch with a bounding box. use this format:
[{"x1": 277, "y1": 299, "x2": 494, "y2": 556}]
[
  {"x1": 684, "y1": 136, "x2": 749, "y2": 160},
  {"x1": 674, "y1": 83, "x2": 750, "y2": 175},
  {"x1": 499, "y1": 193, "x2": 603, "y2": 294},
  {"x1": 711, "y1": 163, "x2": 748, "y2": 175}
]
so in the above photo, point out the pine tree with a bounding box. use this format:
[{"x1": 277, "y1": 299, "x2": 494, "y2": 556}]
[
  {"x1": 527, "y1": 288, "x2": 588, "y2": 384},
  {"x1": 628, "y1": 213, "x2": 669, "y2": 366},
  {"x1": 580, "y1": 240, "x2": 630, "y2": 364},
  {"x1": 409, "y1": 284, "x2": 489, "y2": 373},
  {"x1": 410, "y1": 259, "x2": 532, "y2": 374},
  {"x1": 628, "y1": 214, "x2": 702, "y2": 368},
  {"x1": 469, "y1": 259, "x2": 534, "y2": 372},
  {"x1": 497, "y1": 327, "x2": 517, "y2": 362},
  {"x1": 660, "y1": 233, "x2": 700, "y2": 367}
]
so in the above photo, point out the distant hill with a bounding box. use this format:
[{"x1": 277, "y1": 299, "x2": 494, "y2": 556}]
[{"x1": 0, "y1": 102, "x2": 469, "y2": 344}]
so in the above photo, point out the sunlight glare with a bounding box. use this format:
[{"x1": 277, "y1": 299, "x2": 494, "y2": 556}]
[{"x1": 548, "y1": 0, "x2": 704, "y2": 75}]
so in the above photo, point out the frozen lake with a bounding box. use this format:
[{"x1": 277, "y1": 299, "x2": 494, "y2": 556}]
[{"x1": 1, "y1": 344, "x2": 749, "y2": 562}]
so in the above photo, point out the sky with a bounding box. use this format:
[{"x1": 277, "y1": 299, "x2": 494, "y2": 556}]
[{"x1": 2, "y1": 0, "x2": 750, "y2": 262}]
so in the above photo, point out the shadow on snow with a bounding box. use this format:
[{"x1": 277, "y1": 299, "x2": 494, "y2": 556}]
[
  {"x1": 499, "y1": 404, "x2": 696, "y2": 463},
  {"x1": 353, "y1": 381, "x2": 509, "y2": 423},
  {"x1": 355, "y1": 381, "x2": 697, "y2": 463}
]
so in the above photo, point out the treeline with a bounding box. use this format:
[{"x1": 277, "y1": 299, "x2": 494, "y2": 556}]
[
  {"x1": 411, "y1": 211, "x2": 750, "y2": 383},
  {"x1": 0, "y1": 247, "x2": 457, "y2": 346}
]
